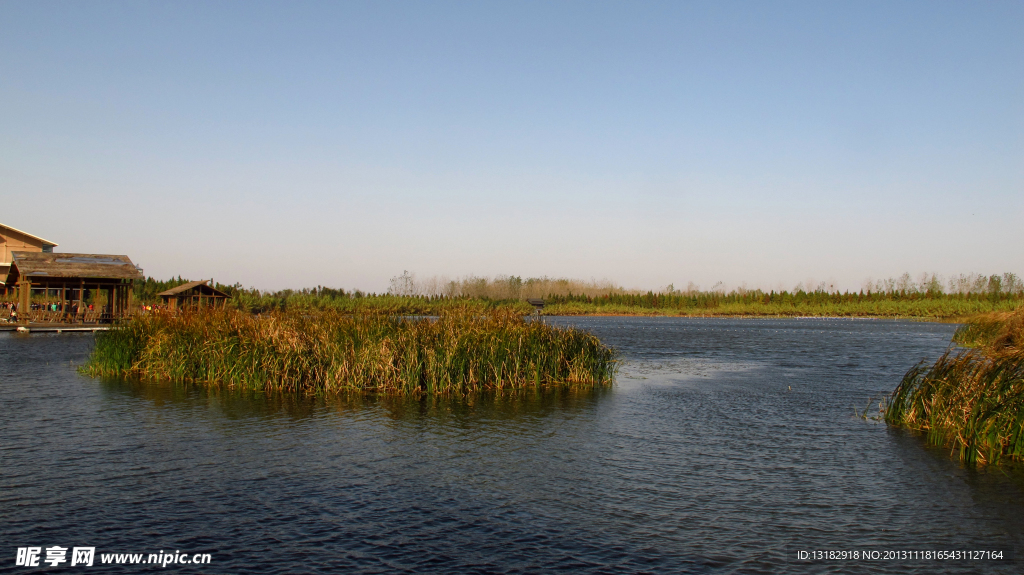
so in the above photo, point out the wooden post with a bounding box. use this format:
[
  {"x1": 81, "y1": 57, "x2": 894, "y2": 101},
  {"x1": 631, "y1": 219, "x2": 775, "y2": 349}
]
[{"x1": 18, "y1": 276, "x2": 31, "y2": 325}]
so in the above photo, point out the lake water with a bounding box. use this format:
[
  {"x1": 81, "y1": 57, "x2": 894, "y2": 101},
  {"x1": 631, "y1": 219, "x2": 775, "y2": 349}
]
[{"x1": 3, "y1": 317, "x2": 1023, "y2": 574}]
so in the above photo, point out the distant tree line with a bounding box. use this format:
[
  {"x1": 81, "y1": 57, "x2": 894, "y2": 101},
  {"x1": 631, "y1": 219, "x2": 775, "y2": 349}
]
[{"x1": 130, "y1": 272, "x2": 1024, "y2": 313}]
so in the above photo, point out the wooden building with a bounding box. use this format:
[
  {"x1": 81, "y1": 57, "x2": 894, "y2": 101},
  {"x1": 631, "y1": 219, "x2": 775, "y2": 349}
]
[
  {"x1": 5, "y1": 252, "x2": 143, "y2": 325},
  {"x1": 1, "y1": 223, "x2": 58, "y2": 296},
  {"x1": 158, "y1": 280, "x2": 230, "y2": 310}
]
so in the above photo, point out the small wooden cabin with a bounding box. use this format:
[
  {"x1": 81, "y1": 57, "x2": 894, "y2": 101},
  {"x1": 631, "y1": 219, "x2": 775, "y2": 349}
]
[{"x1": 158, "y1": 280, "x2": 230, "y2": 310}]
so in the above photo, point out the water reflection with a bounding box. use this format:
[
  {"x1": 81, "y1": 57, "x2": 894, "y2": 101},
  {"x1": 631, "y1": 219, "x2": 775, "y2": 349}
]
[
  {"x1": 97, "y1": 376, "x2": 612, "y2": 423},
  {"x1": 886, "y1": 425, "x2": 1024, "y2": 541}
]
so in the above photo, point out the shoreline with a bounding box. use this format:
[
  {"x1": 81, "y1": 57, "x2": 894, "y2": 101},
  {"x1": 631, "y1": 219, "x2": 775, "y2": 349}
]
[{"x1": 538, "y1": 310, "x2": 968, "y2": 322}]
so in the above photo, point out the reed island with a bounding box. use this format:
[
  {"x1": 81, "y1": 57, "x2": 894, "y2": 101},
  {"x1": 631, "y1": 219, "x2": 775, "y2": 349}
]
[
  {"x1": 886, "y1": 306, "x2": 1024, "y2": 465},
  {"x1": 83, "y1": 308, "x2": 617, "y2": 394}
]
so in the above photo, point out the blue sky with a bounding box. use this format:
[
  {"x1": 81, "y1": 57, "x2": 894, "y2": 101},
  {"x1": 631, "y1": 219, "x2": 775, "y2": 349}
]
[{"x1": 2, "y1": 1, "x2": 1021, "y2": 292}]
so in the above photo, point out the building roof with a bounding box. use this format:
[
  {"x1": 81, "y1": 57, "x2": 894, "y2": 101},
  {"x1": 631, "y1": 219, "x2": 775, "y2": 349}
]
[
  {"x1": 10, "y1": 251, "x2": 143, "y2": 280},
  {"x1": 0, "y1": 223, "x2": 58, "y2": 247},
  {"x1": 157, "y1": 280, "x2": 230, "y2": 298}
]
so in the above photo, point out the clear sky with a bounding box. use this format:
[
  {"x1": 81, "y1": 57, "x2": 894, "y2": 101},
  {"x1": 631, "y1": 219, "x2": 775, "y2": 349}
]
[{"x1": 2, "y1": 1, "x2": 1021, "y2": 292}]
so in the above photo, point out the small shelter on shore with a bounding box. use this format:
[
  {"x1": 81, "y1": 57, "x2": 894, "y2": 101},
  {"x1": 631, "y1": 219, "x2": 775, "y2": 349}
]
[
  {"x1": 6, "y1": 251, "x2": 143, "y2": 324},
  {"x1": 158, "y1": 280, "x2": 230, "y2": 310}
]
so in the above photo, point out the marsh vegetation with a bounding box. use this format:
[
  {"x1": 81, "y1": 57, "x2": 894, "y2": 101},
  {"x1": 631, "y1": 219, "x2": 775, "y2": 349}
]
[
  {"x1": 83, "y1": 308, "x2": 617, "y2": 395},
  {"x1": 122, "y1": 271, "x2": 1024, "y2": 319},
  {"x1": 885, "y1": 306, "x2": 1024, "y2": 465}
]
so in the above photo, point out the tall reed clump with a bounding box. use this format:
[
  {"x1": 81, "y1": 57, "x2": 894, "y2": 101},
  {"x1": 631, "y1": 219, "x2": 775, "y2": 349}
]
[
  {"x1": 83, "y1": 309, "x2": 616, "y2": 395},
  {"x1": 884, "y1": 306, "x2": 1024, "y2": 465}
]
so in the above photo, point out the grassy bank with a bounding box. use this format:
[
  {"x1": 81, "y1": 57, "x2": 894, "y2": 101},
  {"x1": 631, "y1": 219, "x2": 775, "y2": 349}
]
[
  {"x1": 884, "y1": 307, "x2": 1024, "y2": 465},
  {"x1": 83, "y1": 309, "x2": 616, "y2": 395},
  {"x1": 543, "y1": 297, "x2": 1021, "y2": 319}
]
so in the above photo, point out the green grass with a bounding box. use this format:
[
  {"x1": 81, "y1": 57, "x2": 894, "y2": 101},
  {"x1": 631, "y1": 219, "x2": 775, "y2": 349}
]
[
  {"x1": 543, "y1": 298, "x2": 1022, "y2": 319},
  {"x1": 885, "y1": 306, "x2": 1024, "y2": 465},
  {"x1": 233, "y1": 291, "x2": 535, "y2": 316},
  {"x1": 184, "y1": 291, "x2": 1024, "y2": 320},
  {"x1": 83, "y1": 308, "x2": 617, "y2": 395}
]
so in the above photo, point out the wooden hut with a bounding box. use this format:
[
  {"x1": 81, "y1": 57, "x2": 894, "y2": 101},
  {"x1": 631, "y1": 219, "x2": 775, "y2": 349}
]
[
  {"x1": 157, "y1": 280, "x2": 230, "y2": 310},
  {"x1": 6, "y1": 251, "x2": 143, "y2": 325}
]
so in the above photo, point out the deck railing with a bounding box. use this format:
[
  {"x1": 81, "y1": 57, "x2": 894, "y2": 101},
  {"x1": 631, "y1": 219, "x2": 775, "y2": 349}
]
[{"x1": 3, "y1": 309, "x2": 135, "y2": 325}]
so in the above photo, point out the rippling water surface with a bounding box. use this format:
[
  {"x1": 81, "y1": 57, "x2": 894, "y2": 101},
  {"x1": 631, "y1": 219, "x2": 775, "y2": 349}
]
[{"x1": 3, "y1": 318, "x2": 1024, "y2": 574}]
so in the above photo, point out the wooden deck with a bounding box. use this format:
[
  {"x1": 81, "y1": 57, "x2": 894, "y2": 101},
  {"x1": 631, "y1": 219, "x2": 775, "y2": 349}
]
[
  {"x1": 1, "y1": 310, "x2": 128, "y2": 332},
  {"x1": 0, "y1": 324, "x2": 109, "y2": 333}
]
